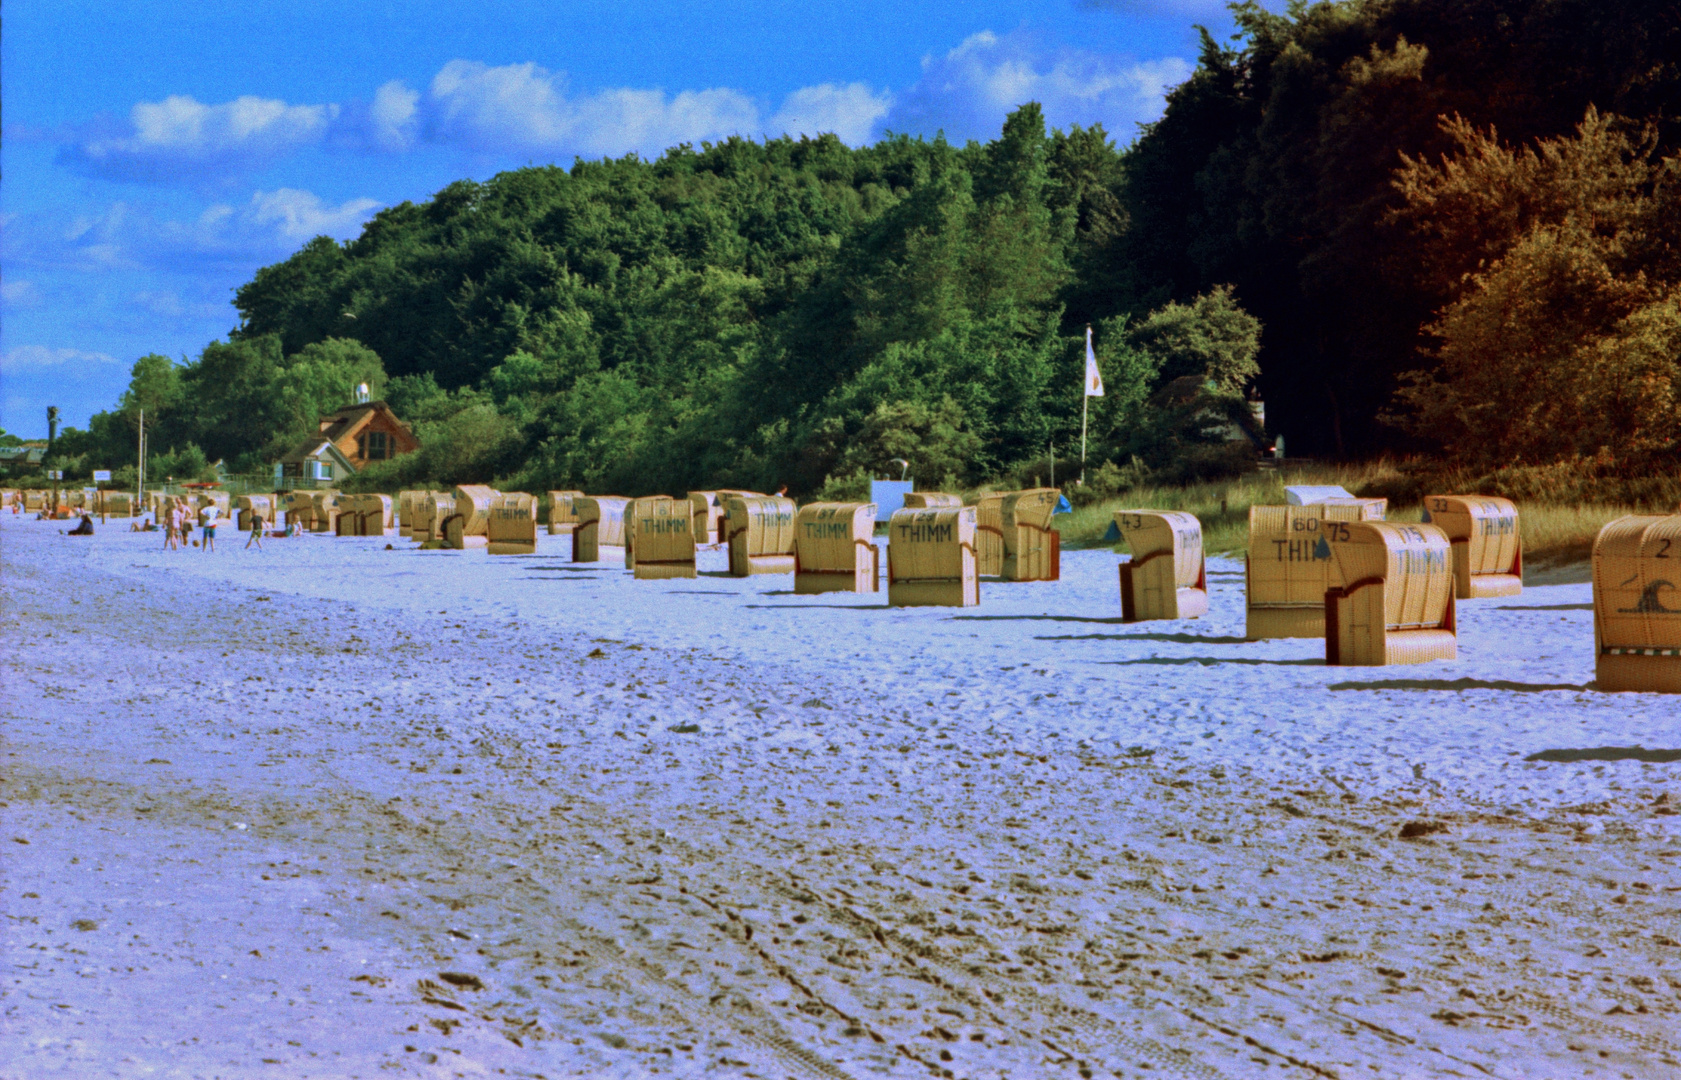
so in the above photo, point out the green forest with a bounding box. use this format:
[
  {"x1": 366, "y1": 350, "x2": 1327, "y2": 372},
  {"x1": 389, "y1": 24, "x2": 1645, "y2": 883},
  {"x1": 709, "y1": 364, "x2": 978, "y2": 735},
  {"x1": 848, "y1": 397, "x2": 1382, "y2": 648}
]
[{"x1": 51, "y1": 0, "x2": 1681, "y2": 498}]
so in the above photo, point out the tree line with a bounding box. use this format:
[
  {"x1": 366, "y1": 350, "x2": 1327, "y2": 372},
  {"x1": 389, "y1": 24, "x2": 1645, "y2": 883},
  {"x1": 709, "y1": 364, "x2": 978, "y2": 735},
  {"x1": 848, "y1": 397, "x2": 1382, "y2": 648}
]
[{"x1": 51, "y1": 0, "x2": 1681, "y2": 495}]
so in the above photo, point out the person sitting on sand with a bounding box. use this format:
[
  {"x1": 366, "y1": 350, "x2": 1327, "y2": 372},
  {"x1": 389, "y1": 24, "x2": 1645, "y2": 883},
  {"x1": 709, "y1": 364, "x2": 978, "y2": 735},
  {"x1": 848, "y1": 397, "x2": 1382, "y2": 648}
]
[
  {"x1": 68, "y1": 513, "x2": 94, "y2": 536},
  {"x1": 245, "y1": 509, "x2": 265, "y2": 550}
]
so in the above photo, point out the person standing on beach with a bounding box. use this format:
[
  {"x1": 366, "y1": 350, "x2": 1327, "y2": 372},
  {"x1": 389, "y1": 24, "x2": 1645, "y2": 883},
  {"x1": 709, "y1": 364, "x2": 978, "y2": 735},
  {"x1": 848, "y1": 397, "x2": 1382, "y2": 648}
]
[
  {"x1": 245, "y1": 508, "x2": 265, "y2": 550},
  {"x1": 165, "y1": 502, "x2": 182, "y2": 551},
  {"x1": 199, "y1": 501, "x2": 220, "y2": 553}
]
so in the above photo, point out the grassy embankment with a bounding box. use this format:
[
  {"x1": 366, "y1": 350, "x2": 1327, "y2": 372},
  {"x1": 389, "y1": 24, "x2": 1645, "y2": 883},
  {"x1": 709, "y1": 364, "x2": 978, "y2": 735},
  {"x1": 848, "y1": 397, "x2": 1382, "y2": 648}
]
[{"x1": 1053, "y1": 461, "x2": 1675, "y2": 566}]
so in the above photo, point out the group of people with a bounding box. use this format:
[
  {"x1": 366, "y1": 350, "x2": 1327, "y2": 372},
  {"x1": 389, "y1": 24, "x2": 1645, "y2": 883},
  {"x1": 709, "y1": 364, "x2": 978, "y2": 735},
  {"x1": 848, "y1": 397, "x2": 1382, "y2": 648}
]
[
  {"x1": 149, "y1": 495, "x2": 271, "y2": 552},
  {"x1": 12, "y1": 490, "x2": 308, "y2": 548}
]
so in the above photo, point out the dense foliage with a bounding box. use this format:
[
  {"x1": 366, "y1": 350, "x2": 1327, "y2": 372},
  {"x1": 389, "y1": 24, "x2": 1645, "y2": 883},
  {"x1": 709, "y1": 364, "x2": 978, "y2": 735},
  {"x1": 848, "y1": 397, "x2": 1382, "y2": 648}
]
[
  {"x1": 1120, "y1": 0, "x2": 1681, "y2": 457},
  {"x1": 53, "y1": 0, "x2": 1681, "y2": 490}
]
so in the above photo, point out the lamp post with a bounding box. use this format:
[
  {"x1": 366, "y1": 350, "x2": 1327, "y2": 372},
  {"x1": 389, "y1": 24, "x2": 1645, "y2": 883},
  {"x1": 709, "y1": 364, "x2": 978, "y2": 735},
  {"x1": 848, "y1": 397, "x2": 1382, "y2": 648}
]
[{"x1": 46, "y1": 406, "x2": 60, "y2": 513}]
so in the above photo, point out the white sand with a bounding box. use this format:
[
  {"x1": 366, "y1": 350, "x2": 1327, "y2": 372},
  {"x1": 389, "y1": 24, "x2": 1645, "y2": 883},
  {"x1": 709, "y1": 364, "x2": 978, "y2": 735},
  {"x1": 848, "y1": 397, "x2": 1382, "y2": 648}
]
[{"x1": 2, "y1": 516, "x2": 1677, "y2": 1079}]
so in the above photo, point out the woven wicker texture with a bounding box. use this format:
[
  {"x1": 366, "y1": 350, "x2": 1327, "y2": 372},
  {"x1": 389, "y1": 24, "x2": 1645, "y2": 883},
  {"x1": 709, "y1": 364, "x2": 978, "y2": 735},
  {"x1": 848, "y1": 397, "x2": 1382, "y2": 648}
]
[
  {"x1": 443, "y1": 488, "x2": 498, "y2": 549},
  {"x1": 1592, "y1": 514, "x2": 1681, "y2": 692},
  {"x1": 194, "y1": 491, "x2": 231, "y2": 515},
  {"x1": 1000, "y1": 488, "x2": 1061, "y2": 582},
  {"x1": 412, "y1": 493, "x2": 455, "y2": 542},
  {"x1": 1115, "y1": 510, "x2": 1209, "y2": 622},
  {"x1": 1325, "y1": 522, "x2": 1456, "y2": 666},
  {"x1": 545, "y1": 490, "x2": 586, "y2": 535},
  {"x1": 449, "y1": 485, "x2": 498, "y2": 538},
  {"x1": 396, "y1": 490, "x2": 441, "y2": 535},
  {"x1": 333, "y1": 494, "x2": 367, "y2": 536},
  {"x1": 100, "y1": 492, "x2": 137, "y2": 517},
  {"x1": 1425, "y1": 494, "x2": 1522, "y2": 599},
  {"x1": 1245, "y1": 500, "x2": 1386, "y2": 639},
  {"x1": 626, "y1": 496, "x2": 697, "y2": 578},
  {"x1": 371, "y1": 493, "x2": 396, "y2": 532},
  {"x1": 726, "y1": 496, "x2": 797, "y2": 576},
  {"x1": 484, "y1": 492, "x2": 539, "y2": 554},
  {"x1": 686, "y1": 491, "x2": 729, "y2": 545},
  {"x1": 794, "y1": 502, "x2": 879, "y2": 594},
  {"x1": 573, "y1": 496, "x2": 629, "y2": 562},
  {"x1": 337, "y1": 493, "x2": 394, "y2": 536},
  {"x1": 306, "y1": 491, "x2": 339, "y2": 532},
  {"x1": 903, "y1": 493, "x2": 962, "y2": 509},
  {"x1": 887, "y1": 506, "x2": 978, "y2": 607},
  {"x1": 230, "y1": 494, "x2": 267, "y2": 527},
  {"x1": 974, "y1": 493, "x2": 1006, "y2": 577}
]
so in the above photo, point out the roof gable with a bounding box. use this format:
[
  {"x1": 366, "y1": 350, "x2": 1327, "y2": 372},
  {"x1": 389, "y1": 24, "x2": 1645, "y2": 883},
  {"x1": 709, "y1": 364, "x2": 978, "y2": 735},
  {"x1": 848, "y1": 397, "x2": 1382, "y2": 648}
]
[
  {"x1": 278, "y1": 439, "x2": 357, "y2": 472},
  {"x1": 319, "y1": 400, "x2": 416, "y2": 447}
]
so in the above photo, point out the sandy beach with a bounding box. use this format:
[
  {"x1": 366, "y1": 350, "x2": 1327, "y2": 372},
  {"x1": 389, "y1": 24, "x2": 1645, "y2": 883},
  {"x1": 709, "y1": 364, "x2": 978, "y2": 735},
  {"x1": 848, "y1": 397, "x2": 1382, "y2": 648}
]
[{"x1": 3, "y1": 515, "x2": 1678, "y2": 1079}]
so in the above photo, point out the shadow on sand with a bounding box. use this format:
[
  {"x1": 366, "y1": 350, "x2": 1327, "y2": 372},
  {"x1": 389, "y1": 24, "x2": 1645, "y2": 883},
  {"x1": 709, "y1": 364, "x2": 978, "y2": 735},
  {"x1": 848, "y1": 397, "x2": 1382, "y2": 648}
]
[
  {"x1": 1524, "y1": 746, "x2": 1681, "y2": 763},
  {"x1": 1101, "y1": 656, "x2": 1323, "y2": 668},
  {"x1": 950, "y1": 614, "x2": 1127, "y2": 625},
  {"x1": 1038, "y1": 632, "x2": 1251, "y2": 644},
  {"x1": 1328, "y1": 676, "x2": 1588, "y2": 692}
]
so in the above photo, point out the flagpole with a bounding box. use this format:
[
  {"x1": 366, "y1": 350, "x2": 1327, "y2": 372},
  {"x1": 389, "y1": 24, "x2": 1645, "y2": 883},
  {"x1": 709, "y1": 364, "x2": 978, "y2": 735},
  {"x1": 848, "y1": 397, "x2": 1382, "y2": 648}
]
[{"x1": 1080, "y1": 324, "x2": 1091, "y2": 485}]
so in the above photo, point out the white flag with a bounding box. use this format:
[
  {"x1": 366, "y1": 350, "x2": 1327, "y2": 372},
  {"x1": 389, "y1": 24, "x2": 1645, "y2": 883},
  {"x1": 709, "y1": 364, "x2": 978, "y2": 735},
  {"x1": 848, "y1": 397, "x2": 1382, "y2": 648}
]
[{"x1": 1084, "y1": 326, "x2": 1104, "y2": 397}]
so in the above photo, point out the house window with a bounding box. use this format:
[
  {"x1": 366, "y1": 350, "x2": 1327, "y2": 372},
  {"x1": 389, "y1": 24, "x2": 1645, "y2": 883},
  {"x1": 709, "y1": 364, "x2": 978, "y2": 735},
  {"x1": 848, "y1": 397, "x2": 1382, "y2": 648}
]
[
  {"x1": 316, "y1": 461, "x2": 334, "y2": 480},
  {"x1": 363, "y1": 430, "x2": 389, "y2": 460}
]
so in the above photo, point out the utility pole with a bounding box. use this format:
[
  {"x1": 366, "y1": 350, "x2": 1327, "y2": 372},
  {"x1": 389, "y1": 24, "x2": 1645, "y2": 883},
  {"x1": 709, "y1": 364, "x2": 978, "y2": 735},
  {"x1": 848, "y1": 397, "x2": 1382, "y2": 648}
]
[
  {"x1": 137, "y1": 408, "x2": 147, "y2": 507},
  {"x1": 46, "y1": 406, "x2": 60, "y2": 513}
]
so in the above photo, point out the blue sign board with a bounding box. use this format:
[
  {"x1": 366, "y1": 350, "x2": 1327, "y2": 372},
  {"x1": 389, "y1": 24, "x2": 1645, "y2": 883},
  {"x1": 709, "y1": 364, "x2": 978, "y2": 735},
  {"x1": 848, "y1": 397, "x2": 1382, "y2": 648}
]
[{"x1": 869, "y1": 480, "x2": 915, "y2": 523}]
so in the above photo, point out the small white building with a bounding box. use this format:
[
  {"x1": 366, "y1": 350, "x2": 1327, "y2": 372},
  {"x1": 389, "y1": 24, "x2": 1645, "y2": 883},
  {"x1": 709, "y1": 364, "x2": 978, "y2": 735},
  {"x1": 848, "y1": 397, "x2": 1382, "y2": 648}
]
[{"x1": 276, "y1": 440, "x2": 355, "y2": 489}]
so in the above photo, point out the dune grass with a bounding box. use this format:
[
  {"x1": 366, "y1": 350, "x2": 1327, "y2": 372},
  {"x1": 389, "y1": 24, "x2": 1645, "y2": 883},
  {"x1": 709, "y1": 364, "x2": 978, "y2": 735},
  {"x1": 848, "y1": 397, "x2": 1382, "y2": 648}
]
[{"x1": 1052, "y1": 461, "x2": 1648, "y2": 565}]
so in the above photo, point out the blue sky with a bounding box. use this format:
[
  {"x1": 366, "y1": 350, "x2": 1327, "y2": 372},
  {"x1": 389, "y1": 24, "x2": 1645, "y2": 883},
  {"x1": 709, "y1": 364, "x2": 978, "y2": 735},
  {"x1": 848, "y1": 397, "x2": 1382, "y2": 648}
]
[{"x1": 1, "y1": 0, "x2": 1269, "y2": 438}]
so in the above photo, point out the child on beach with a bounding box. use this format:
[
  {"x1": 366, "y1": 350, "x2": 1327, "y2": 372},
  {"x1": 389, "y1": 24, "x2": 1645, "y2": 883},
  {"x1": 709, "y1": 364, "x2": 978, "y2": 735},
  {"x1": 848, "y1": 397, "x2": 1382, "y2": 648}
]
[
  {"x1": 245, "y1": 509, "x2": 265, "y2": 550},
  {"x1": 199, "y1": 502, "x2": 220, "y2": 552}
]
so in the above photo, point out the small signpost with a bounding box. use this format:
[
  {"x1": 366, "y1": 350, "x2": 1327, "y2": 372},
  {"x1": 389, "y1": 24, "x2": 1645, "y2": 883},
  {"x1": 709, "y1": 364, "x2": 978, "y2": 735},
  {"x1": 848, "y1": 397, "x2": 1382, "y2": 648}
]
[{"x1": 93, "y1": 470, "x2": 111, "y2": 522}]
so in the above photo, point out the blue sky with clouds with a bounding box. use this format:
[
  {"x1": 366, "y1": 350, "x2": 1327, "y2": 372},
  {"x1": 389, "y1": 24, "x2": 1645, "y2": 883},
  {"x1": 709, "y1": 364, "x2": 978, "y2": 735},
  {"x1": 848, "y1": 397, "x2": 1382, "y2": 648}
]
[{"x1": 1, "y1": 0, "x2": 1269, "y2": 438}]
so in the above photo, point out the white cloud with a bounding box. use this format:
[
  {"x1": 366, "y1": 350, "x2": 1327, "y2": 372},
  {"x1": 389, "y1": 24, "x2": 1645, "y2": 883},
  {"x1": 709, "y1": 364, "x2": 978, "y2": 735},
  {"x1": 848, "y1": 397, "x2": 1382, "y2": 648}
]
[
  {"x1": 2, "y1": 280, "x2": 44, "y2": 307},
  {"x1": 8, "y1": 189, "x2": 382, "y2": 275},
  {"x1": 370, "y1": 81, "x2": 422, "y2": 151},
  {"x1": 422, "y1": 62, "x2": 893, "y2": 157},
  {"x1": 64, "y1": 95, "x2": 338, "y2": 180},
  {"x1": 56, "y1": 37, "x2": 1179, "y2": 180},
  {"x1": 242, "y1": 189, "x2": 383, "y2": 242},
  {"x1": 1, "y1": 345, "x2": 122, "y2": 371},
  {"x1": 131, "y1": 289, "x2": 227, "y2": 321},
  {"x1": 425, "y1": 61, "x2": 769, "y2": 157},
  {"x1": 59, "y1": 66, "x2": 895, "y2": 178},
  {"x1": 769, "y1": 83, "x2": 893, "y2": 145},
  {"x1": 886, "y1": 30, "x2": 1194, "y2": 143}
]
